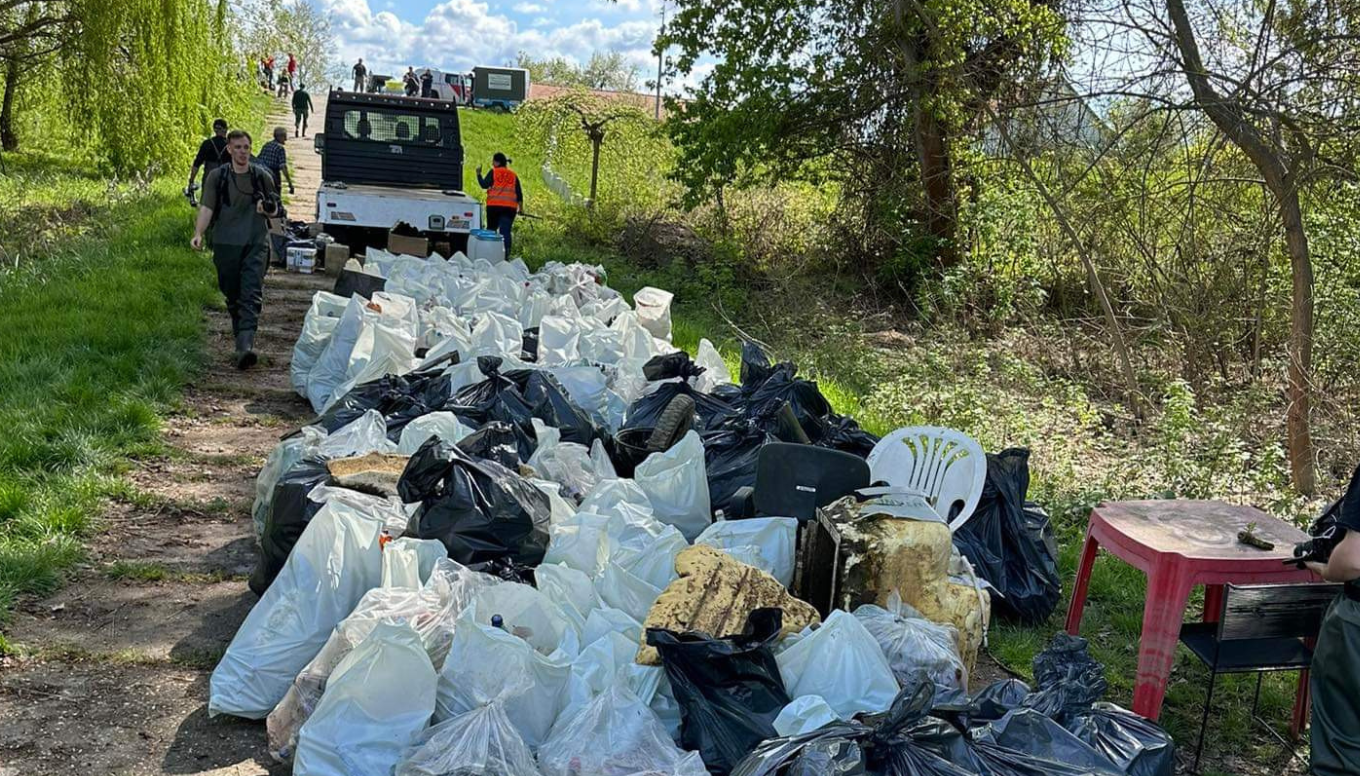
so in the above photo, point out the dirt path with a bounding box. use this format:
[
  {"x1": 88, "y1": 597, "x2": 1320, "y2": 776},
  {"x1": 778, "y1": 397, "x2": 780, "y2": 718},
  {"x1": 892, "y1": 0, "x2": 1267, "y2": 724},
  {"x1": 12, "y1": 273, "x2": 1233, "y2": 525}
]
[{"x1": 0, "y1": 95, "x2": 330, "y2": 776}]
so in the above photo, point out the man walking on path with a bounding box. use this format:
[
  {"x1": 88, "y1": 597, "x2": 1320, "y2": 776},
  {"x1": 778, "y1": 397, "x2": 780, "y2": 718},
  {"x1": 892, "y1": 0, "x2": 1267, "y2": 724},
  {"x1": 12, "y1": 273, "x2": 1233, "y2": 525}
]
[
  {"x1": 477, "y1": 152, "x2": 523, "y2": 257},
  {"x1": 352, "y1": 58, "x2": 367, "y2": 92},
  {"x1": 256, "y1": 127, "x2": 293, "y2": 195},
  {"x1": 187, "y1": 118, "x2": 229, "y2": 196},
  {"x1": 292, "y1": 83, "x2": 314, "y2": 137},
  {"x1": 190, "y1": 130, "x2": 279, "y2": 369}
]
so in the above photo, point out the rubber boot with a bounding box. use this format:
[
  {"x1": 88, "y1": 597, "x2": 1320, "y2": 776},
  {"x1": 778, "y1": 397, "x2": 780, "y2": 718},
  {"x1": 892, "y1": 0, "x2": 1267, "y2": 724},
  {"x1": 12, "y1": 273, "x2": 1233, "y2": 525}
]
[{"x1": 234, "y1": 331, "x2": 257, "y2": 370}]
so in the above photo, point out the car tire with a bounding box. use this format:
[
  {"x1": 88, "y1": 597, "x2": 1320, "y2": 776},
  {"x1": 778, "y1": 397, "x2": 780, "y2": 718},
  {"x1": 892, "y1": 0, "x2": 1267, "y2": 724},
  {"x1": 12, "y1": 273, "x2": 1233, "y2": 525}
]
[{"x1": 646, "y1": 394, "x2": 696, "y2": 453}]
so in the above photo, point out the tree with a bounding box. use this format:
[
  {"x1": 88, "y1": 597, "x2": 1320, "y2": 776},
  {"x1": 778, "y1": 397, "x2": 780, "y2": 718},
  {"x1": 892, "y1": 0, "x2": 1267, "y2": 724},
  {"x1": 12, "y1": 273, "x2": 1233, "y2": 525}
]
[
  {"x1": 0, "y1": 0, "x2": 74, "y2": 151},
  {"x1": 516, "y1": 51, "x2": 641, "y2": 92},
  {"x1": 659, "y1": 0, "x2": 1064, "y2": 273},
  {"x1": 519, "y1": 89, "x2": 656, "y2": 205},
  {"x1": 234, "y1": 0, "x2": 338, "y2": 87}
]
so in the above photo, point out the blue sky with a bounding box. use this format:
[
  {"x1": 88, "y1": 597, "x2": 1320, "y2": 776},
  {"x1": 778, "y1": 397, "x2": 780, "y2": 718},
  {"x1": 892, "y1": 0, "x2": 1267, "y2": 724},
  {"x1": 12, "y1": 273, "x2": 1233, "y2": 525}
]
[{"x1": 320, "y1": 0, "x2": 694, "y2": 89}]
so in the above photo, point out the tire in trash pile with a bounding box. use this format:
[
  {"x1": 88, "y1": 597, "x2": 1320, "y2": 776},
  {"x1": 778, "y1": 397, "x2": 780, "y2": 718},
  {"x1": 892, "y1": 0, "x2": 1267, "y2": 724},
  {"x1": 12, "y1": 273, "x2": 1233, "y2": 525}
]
[{"x1": 646, "y1": 394, "x2": 696, "y2": 453}]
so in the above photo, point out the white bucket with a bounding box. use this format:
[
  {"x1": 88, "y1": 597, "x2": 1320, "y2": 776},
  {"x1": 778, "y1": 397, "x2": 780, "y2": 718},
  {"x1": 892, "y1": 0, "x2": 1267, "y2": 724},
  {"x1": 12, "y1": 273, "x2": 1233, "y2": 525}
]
[{"x1": 469, "y1": 229, "x2": 506, "y2": 263}]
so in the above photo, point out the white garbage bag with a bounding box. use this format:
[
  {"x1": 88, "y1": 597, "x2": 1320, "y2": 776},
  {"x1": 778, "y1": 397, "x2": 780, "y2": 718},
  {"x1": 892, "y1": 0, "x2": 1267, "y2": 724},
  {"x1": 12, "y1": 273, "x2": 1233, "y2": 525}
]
[
  {"x1": 695, "y1": 517, "x2": 798, "y2": 587},
  {"x1": 398, "y1": 411, "x2": 475, "y2": 454},
  {"x1": 775, "y1": 610, "x2": 899, "y2": 719},
  {"x1": 305, "y1": 480, "x2": 409, "y2": 537},
  {"x1": 267, "y1": 561, "x2": 498, "y2": 761},
  {"x1": 539, "y1": 315, "x2": 583, "y2": 366},
  {"x1": 535, "y1": 563, "x2": 600, "y2": 632},
  {"x1": 321, "y1": 318, "x2": 419, "y2": 412},
  {"x1": 773, "y1": 695, "x2": 840, "y2": 736},
  {"x1": 460, "y1": 582, "x2": 580, "y2": 657},
  {"x1": 543, "y1": 510, "x2": 613, "y2": 577},
  {"x1": 539, "y1": 683, "x2": 707, "y2": 776},
  {"x1": 633, "y1": 431, "x2": 711, "y2": 541},
  {"x1": 381, "y1": 537, "x2": 447, "y2": 589},
  {"x1": 633, "y1": 287, "x2": 675, "y2": 342},
  {"x1": 579, "y1": 478, "x2": 653, "y2": 521},
  {"x1": 470, "y1": 310, "x2": 524, "y2": 358},
  {"x1": 562, "y1": 631, "x2": 663, "y2": 722},
  {"x1": 526, "y1": 422, "x2": 611, "y2": 502},
  {"x1": 612, "y1": 311, "x2": 662, "y2": 361},
  {"x1": 293, "y1": 622, "x2": 436, "y2": 776},
  {"x1": 595, "y1": 562, "x2": 665, "y2": 624},
  {"x1": 547, "y1": 366, "x2": 611, "y2": 427},
  {"x1": 853, "y1": 591, "x2": 969, "y2": 701},
  {"x1": 395, "y1": 702, "x2": 540, "y2": 776},
  {"x1": 579, "y1": 328, "x2": 627, "y2": 366},
  {"x1": 210, "y1": 500, "x2": 388, "y2": 719},
  {"x1": 291, "y1": 292, "x2": 349, "y2": 396},
  {"x1": 434, "y1": 622, "x2": 571, "y2": 750},
  {"x1": 602, "y1": 516, "x2": 688, "y2": 591},
  {"x1": 520, "y1": 288, "x2": 553, "y2": 329},
  {"x1": 583, "y1": 606, "x2": 644, "y2": 648},
  {"x1": 306, "y1": 295, "x2": 372, "y2": 412},
  {"x1": 694, "y1": 338, "x2": 732, "y2": 393}
]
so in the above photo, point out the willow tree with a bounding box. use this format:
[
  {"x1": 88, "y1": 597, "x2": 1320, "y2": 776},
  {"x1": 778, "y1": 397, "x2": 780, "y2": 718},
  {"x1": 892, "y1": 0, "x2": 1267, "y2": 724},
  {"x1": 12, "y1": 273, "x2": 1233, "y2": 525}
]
[
  {"x1": 659, "y1": 0, "x2": 1065, "y2": 274},
  {"x1": 65, "y1": 0, "x2": 255, "y2": 172}
]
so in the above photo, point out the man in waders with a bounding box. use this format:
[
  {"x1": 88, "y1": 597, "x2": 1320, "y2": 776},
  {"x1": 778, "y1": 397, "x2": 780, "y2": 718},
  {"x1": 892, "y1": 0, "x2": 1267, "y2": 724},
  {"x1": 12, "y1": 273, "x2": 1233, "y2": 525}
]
[
  {"x1": 476, "y1": 152, "x2": 522, "y2": 257},
  {"x1": 1306, "y1": 465, "x2": 1360, "y2": 776},
  {"x1": 189, "y1": 129, "x2": 279, "y2": 369}
]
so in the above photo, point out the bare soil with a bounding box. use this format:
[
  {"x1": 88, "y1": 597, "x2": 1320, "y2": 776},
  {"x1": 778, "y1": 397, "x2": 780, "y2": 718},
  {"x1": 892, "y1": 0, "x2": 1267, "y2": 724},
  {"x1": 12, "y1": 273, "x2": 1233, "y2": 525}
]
[{"x1": 0, "y1": 96, "x2": 328, "y2": 776}]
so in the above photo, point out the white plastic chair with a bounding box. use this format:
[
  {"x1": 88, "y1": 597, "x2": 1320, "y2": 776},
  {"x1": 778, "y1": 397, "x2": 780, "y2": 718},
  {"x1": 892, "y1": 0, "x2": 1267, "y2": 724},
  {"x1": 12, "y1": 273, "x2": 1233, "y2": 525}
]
[{"x1": 866, "y1": 426, "x2": 986, "y2": 531}]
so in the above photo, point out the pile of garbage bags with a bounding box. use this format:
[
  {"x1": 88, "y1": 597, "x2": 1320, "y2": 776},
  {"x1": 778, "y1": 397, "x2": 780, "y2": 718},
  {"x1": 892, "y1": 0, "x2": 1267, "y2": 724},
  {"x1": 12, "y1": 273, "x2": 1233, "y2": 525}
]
[{"x1": 212, "y1": 247, "x2": 1167, "y2": 776}]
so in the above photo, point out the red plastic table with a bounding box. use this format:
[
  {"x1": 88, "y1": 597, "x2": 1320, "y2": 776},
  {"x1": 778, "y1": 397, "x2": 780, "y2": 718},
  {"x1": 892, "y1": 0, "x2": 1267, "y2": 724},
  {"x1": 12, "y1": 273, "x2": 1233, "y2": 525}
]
[{"x1": 1065, "y1": 499, "x2": 1316, "y2": 730}]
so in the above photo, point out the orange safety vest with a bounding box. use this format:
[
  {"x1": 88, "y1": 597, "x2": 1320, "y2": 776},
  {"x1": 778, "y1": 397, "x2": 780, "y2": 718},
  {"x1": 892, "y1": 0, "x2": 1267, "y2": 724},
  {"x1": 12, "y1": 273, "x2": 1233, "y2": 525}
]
[{"x1": 487, "y1": 167, "x2": 519, "y2": 209}]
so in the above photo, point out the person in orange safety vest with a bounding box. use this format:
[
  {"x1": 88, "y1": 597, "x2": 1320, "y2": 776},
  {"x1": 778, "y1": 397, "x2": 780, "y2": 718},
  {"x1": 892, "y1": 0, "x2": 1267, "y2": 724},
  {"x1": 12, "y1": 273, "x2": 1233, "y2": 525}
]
[{"x1": 476, "y1": 152, "x2": 523, "y2": 257}]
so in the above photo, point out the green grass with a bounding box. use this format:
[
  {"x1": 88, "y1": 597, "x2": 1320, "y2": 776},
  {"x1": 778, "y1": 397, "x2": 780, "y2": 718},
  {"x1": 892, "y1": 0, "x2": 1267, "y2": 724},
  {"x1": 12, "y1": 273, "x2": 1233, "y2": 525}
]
[{"x1": 0, "y1": 159, "x2": 220, "y2": 622}]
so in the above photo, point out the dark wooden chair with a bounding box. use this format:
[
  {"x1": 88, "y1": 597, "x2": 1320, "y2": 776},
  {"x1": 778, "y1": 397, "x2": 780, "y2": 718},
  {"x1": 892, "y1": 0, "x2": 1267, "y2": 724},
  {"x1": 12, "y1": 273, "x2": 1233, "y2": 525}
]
[{"x1": 1179, "y1": 582, "x2": 1341, "y2": 772}]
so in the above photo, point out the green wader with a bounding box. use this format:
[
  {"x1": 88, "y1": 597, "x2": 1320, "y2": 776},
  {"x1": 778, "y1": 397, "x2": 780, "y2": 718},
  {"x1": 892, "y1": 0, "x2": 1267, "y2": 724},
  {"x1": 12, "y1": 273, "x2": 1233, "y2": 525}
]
[
  {"x1": 1311, "y1": 593, "x2": 1360, "y2": 775},
  {"x1": 212, "y1": 240, "x2": 268, "y2": 337}
]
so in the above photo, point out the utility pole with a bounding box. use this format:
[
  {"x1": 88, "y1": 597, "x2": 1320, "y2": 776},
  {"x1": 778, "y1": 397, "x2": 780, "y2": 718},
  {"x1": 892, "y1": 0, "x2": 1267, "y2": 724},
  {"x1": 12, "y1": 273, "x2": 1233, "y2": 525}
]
[{"x1": 655, "y1": 2, "x2": 665, "y2": 119}]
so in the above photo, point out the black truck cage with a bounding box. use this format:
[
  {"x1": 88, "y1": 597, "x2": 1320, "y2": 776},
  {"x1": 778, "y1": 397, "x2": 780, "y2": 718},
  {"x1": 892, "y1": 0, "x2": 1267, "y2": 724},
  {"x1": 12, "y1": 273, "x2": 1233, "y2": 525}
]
[{"x1": 318, "y1": 90, "x2": 465, "y2": 189}]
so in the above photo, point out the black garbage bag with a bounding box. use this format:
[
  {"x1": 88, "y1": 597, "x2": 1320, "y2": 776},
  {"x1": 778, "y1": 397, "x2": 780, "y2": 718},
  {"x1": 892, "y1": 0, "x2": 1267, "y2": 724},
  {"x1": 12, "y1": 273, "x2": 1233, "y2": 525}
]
[
  {"x1": 644, "y1": 351, "x2": 706, "y2": 381},
  {"x1": 701, "y1": 424, "x2": 777, "y2": 513},
  {"x1": 623, "y1": 381, "x2": 739, "y2": 432},
  {"x1": 333, "y1": 268, "x2": 386, "y2": 299},
  {"x1": 521, "y1": 327, "x2": 539, "y2": 362},
  {"x1": 647, "y1": 608, "x2": 793, "y2": 776},
  {"x1": 1021, "y1": 634, "x2": 1175, "y2": 776},
  {"x1": 818, "y1": 413, "x2": 880, "y2": 458},
  {"x1": 972, "y1": 709, "x2": 1122, "y2": 775},
  {"x1": 448, "y1": 357, "x2": 601, "y2": 447},
  {"x1": 968, "y1": 679, "x2": 1031, "y2": 724},
  {"x1": 313, "y1": 368, "x2": 455, "y2": 437},
  {"x1": 741, "y1": 363, "x2": 832, "y2": 442},
  {"x1": 456, "y1": 420, "x2": 536, "y2": 467},
  {"x1": 398, "y1": 437, "x2": 552, "y2": 566},
  {"x1": 470, "y1": 556, "x2": 536, "y2": 585},
  {"x1": 739, "y1": 341, "x2": 777, "y2": 388},
  {"x1": 514, "y1": 369, "x2": 600, "y2": 446},
  {"x1": 951, "y1": 448, "x2": 1062, "y2": 624},
  {"x1": 731, "y1": 682, "x2": 980, "y2": 776},
  {"x1": 250, "y1": 458, "x2": 330, "y2": 595}
]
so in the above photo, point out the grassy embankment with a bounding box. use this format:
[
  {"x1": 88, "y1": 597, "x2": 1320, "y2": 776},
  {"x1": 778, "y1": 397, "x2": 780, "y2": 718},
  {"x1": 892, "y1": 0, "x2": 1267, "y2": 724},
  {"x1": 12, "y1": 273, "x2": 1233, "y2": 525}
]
[
  {"x1": 0, "y1": 102, "x2": 268, "y2": 646},
  {"x1": 462, "y1": 108, "x2": 1307, "y2": 772}
]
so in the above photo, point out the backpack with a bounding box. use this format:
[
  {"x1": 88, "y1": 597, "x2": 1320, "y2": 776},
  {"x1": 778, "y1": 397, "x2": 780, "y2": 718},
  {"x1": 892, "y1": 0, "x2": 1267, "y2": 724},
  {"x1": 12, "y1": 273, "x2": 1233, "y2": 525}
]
[{"x1": 210, "y1": 163, "x2": 278, "y2": 227}]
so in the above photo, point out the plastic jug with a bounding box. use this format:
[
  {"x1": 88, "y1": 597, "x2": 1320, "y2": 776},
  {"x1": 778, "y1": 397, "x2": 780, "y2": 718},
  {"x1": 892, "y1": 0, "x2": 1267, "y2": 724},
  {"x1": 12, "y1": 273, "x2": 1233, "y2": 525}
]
[{"x1": 469, "y1": 229, "x2": 505, "y2": 263}]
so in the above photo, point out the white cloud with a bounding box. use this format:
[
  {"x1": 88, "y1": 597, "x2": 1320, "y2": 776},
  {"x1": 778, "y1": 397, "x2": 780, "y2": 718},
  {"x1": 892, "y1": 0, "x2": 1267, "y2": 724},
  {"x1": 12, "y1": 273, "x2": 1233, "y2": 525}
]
[
  {"x1": 320, "y1": 0, "x2": 663, "y2": 78},
  {"x1": 513, "y1": 2, "x2": 546, "y2": 12}
]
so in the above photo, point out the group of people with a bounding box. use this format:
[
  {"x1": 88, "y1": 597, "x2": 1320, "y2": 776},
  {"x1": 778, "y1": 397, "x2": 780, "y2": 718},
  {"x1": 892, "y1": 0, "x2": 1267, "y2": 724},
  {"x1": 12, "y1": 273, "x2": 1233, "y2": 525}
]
[
  {"x1": 258, "y1": 53, "x2": 299, "y2": 96},
  {"x1": 349, "y1": 58, "x2": 442, "y2": 99}
]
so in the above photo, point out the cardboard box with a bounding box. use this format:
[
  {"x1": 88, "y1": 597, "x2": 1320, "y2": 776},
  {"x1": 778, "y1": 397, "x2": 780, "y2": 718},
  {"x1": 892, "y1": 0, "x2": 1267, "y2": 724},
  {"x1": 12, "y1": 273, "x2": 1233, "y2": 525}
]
[
  {"x1": 432, "y1": 241, "x2": 452, "y2": 259},
  {"x1": 387, "y1": 232, "x2": 429, "y2": 258},
  {"x1": 286, "y1": 245, "x2": 317, "y2": 274},
  {"x1": 324, "y1": 243, "x2": 350, "y2": 276}
]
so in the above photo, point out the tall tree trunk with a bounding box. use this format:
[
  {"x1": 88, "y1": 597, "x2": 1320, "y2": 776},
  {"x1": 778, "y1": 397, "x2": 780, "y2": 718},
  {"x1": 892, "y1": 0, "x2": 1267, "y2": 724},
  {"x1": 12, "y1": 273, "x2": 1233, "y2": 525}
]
[
  {"x1": 588, "y1": 132, "x2": 602, "y2": 206},
  {"x1": 1165, "y1": 0, "x2": 1316, "y2": 494},
  {"x1": 891, "y1": 0, "x2": 959, "y2": 267},
  {"x1": 913, "y1": 99, "x2": 959, "y2": 266},
  {"x1": 0, "y1": 56, "x2": 19, "y2": 152}
]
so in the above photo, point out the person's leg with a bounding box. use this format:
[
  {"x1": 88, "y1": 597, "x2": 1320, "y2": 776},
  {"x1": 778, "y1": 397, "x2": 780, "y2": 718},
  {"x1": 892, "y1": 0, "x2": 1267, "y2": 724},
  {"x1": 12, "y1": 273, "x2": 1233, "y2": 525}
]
[
  {"x1": 294, "y1": 111, "x2": 301, "y2": 136},
  {"x1": 498, "y1": 210, "x2": 516, "y2": 257},
  {"x1": 302, "y1": 112, "x2": 309, "y2": 136},
  {"x1": 212, "y1": 243, "x2": 245, "y2": 337},
  {"x1": 233, "y1": 239, "x2": 268, "y2": 367},
  {"x1": 1311, "y1": 596, "x2": 1360, "y2": 775}
]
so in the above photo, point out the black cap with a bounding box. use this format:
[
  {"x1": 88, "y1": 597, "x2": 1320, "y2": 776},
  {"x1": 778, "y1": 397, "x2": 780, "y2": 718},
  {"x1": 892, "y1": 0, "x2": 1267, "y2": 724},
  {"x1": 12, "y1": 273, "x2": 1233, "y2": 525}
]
[
  {"x1": 212, "y1": 118, "x2": 228, "y2": 130},
  {"x1": 493, "y1": 152, "x2": 510, "y2": 165}
]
